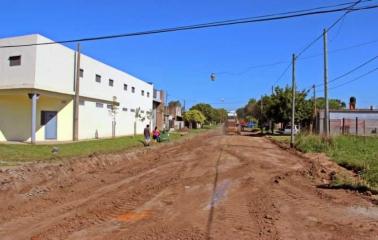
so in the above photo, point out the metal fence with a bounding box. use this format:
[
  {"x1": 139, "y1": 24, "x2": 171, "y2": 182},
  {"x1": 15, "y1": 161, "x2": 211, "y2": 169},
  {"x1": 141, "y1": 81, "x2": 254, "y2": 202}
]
[{"x1": 329, "y1": 118, "x2": 378, "y2": 136}]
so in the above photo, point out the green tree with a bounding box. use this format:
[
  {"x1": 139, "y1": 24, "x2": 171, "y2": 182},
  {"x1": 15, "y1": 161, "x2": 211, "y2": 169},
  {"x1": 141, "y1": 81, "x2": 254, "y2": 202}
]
[
  {"x1": 216, "y1": 108, "x2": 228, "y2": 123},
  {"x1": 183, "y1": 109, "x2": 206, "y2": 128},
  {"x1": 315, "y1": 98, "x2": 346, "y2": 110},
  {"x1": 190, "y1": 103, "x2": 216, "y2": 124}
]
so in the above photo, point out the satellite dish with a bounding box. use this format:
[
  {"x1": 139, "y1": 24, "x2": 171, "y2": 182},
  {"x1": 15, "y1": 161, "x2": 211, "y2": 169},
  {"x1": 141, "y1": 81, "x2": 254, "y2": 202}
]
[{"x1": 210, "y1": 73, "x2": 216, "y2": 81}]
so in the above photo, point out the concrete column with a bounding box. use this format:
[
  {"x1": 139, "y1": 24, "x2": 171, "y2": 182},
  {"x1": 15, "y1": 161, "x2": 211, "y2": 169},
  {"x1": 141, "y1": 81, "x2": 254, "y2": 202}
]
[{"x1": 28, "y1": 93, "x2": 39, "y2": 144}]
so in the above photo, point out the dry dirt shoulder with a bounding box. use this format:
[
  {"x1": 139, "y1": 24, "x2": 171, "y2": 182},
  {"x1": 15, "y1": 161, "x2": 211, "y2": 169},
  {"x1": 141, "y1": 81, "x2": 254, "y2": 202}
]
[{"x1": 0, "y1": 132, "x2": 377, "y2": 240}]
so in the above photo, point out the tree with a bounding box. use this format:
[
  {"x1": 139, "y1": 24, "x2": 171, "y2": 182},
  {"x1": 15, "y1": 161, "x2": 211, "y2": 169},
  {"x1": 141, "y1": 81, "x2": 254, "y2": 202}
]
[
  {"x1": 109, "y1": 96, "x2": 119, "y2": 138},
  {"x1": 183, "y1": 109, "x2": 206, "y2": 129},
  {"x1": 190, "y1": 103, "x2": 216, "y2": 124},
  {"x1": 316, "y1": 97, "x2": 346, "y2": 110},
  {"x1": 216, "y1": 108, "x2": 228, "y2": 123}
]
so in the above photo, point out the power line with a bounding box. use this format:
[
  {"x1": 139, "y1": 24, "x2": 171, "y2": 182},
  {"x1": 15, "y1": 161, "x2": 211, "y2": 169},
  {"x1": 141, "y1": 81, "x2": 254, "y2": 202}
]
[
  {"x1": 214, "y1": 37, "x2": 378, "y2": 77},
  {"x1": 330, "y1": 67, "x2": 378, "y2": 90},
  {"x1": 1, "y1": 3, "x2": 378, "y2": 49},
  {"x1": 315, "y1": 66, "x2": 378, "y2": 92},
  {"x1": 272, "y1": 0, "x2": 368, "y2": 86},
  {"x1": 297, "y1": 0, "x2": 364, "y2": 59},
  {"x1": 313, "y1": 55, "x2": 378, "y2": 88},
  {"x1": 298, "y1": 38, "x2": 378, "y2": 60}
]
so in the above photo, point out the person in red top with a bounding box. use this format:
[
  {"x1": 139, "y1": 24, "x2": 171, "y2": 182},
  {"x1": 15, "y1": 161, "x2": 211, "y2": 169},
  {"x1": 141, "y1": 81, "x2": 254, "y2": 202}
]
[{"x1": 152, "y1": 126, "x2": 161, "y2": 142}]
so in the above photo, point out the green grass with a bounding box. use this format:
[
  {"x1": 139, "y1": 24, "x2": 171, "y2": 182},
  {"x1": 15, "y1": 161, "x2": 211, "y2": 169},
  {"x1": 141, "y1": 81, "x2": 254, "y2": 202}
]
[
  {"x1": 0, "y1": 128, "x2": 210, "y2": 166},
  {"x1": 295, "y1": 134, "x2": 378, "y2": 188},
  {"x1": 270, "y1": 135, "x2": 290, "y2": 144}
]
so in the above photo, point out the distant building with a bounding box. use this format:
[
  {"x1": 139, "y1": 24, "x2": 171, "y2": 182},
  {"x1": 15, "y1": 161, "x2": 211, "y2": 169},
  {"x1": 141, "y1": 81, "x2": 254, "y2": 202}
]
[
  {"x1": 152, "y1": 89, "x2": 165, "y2": 130},
  {"x1": 167, "y1": 102, "x2": 184, "y2": 130},
  {"x1": 0, "y1": 34, "x2": 154, "y2": 142},
  {"x1": 316, "y1": 109, "x2": 378, "y2": 136}
]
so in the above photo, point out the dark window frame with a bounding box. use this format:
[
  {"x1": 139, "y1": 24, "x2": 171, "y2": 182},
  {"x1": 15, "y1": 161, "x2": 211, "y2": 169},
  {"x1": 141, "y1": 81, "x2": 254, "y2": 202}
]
[
  {"x1": 9, "y1": 55, "x2": 21, "y2": 66},
  {"x1": 109, "y1": 79, "x2": 114, "y2": 87},
  {"x1": 95, "y1": 74, "x2": 102, "y2": 83}
]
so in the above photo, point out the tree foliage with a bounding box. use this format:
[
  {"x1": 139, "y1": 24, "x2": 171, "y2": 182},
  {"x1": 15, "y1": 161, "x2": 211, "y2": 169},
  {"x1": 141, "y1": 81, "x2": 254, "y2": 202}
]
[
  {"x1": 190, "y1": 103, "x2": 227, "y2": 124},
  {"x1": 183, "y1": 109, "x2": 206, "y2": 125},
  {"x1": 237, "y1": 85, "x2": 346, "y2": 130}
]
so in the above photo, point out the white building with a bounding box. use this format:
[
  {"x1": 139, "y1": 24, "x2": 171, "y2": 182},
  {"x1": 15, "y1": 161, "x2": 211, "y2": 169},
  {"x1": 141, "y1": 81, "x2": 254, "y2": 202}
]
[{"x1": 0, "y1": 34, "x2": 153, "y2": 142}]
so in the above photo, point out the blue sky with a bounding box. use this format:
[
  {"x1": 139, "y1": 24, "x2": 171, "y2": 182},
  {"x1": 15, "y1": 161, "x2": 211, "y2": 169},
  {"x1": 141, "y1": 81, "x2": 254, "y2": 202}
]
[{"x1": 1, "y1": 0, "x2": 377, "y2": 110}]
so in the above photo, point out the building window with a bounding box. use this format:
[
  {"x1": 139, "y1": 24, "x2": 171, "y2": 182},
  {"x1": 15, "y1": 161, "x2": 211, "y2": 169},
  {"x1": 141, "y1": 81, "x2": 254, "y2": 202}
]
[
  {"x1": 95, "y1": 74, "x2": 101, "y2": 83},
  {"x1": 96, "y1": 103, "x2": 103, "y2": 108},
  {"x1": 79, "y1": 100, "x2": 85, "y2": 106},
  {"x1": 131, "y1": 87, "x2": 135, "y2": 93},
  {"x1": 9, "y1": 56, "x2": 21, "y2": 66},
  {"x1": 141, "y1": 90, "x2": 145, "y2": 96},
  {"x1": 79, "y1": 69, "x2": 84, "y2": 78},
  {"x1": 147, "y1": 92, "x2": 150, "y2": 98},
  {"x1": 130, "y1": 109, "x2": 135, "y2": 112},
  {"x1": 107, "y1": 104, "x2": 112, "y2": 109},
  {"x1": 122, "y1": 107, "x2": 128, "y2": 112},
  {"x1": 140, "y1": 110, "x2": 145, "y2": 113},
  {"x1": 124, "y1": 84, "x2": 128, "y2": 91},
  {"x1": 109, "y1": 79, "x2": 114, "y2": 87}
]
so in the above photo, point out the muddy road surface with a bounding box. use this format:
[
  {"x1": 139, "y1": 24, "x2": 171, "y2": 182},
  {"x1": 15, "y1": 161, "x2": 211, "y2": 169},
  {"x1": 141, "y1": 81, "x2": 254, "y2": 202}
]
[{"x1": 0, "y1": 131, "x2": 377, "y2": 240}]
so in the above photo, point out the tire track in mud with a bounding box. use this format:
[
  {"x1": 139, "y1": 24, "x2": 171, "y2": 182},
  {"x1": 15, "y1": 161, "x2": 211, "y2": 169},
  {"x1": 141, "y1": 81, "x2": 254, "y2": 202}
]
[
  {"x1": 1, "y1": 132, "x2": 223, "y2": 240},
  {"x1": 1, "y1": 131, "x2": 377, "y2": 240}
]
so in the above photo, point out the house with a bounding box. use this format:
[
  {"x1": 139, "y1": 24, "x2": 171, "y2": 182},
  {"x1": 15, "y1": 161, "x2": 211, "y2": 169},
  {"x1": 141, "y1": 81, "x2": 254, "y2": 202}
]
[
  {"x1": 152, "y1": 89, "x2": 165, "y2": 130},
  {"x1": 166, "y1": 102, "x2": 184, "y2": 130},
  {"x1": 0, "y1": 34, "x2": 154, "y2": 143},
  {"x1": 316, "y1": 109, "x2": 378, "y2": 136}
]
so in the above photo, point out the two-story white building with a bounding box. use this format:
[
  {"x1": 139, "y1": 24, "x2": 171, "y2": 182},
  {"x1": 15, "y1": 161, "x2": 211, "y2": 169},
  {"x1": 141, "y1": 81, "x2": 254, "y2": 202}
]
[{"x1": 0, "y1": 34, "x2": 153, "y2": 143}]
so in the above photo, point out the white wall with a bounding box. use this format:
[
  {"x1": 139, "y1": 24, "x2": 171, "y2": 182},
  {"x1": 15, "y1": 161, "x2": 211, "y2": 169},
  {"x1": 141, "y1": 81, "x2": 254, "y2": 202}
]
[
  {"x1": 0, "y1": 34, "x2": 153, "y2": 139},
  {"x1": 0, "y1": 35, "x2": 38, "y2": 89},
  {"x1": 34, "y1": 35, "x2": 75, "y2": 95},
  {"x1": 78, "y1": 51, "x2": 153, "y2": 137}
]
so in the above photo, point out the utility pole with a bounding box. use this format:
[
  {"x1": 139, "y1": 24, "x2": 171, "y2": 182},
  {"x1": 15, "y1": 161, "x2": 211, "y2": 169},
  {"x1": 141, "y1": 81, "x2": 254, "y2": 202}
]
[
  {"x1": 260, "y1": 96, "x2": 263, "y2": 134},
  {"x1": 290, "y1": 54, "x2": 296, "y2": 148},
  {"x1": 312, "y1": 84, "x2": 317, "y2": 134},
  {"x1": 73, "y1": 43, "x2": 81, "y2": 141},
  {"x1": 323, "y1": 29, "x2": 330, "y2": 138}
]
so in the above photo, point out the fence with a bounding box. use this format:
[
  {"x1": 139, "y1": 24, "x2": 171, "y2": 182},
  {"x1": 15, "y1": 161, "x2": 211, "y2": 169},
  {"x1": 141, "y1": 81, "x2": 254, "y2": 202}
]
[{"x1": 329, "y1": 118, "x2": 378, "y2": 136}]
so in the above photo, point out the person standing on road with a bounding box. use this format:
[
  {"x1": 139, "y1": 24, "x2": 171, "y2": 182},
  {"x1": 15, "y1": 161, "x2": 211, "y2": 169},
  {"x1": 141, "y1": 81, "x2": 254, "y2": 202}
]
[
  {"x1": 144, "y1": 125, "x2": 151, "y2": 146},
  {"x1": 152, "y1": 126, "x2": 161, "y2": 142}
]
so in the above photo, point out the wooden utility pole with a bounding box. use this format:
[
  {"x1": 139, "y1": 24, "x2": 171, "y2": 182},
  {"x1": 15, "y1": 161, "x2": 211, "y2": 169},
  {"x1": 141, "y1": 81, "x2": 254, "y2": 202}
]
[
  {"x1": 73, "y1": 43, "x2": 81, "y2": 141},
  {"x1": 290, "y1": 54, "x2": 296, "y2": 148},
  {"x1": 312, "y1": 84, "x2": 317, "y2": 134},
  {"x1": 260, "y1": 96, "x2": 263, "y2": 134},
  {"x1": 323, "y1": 29, "x2": 330, "y2": 137}
]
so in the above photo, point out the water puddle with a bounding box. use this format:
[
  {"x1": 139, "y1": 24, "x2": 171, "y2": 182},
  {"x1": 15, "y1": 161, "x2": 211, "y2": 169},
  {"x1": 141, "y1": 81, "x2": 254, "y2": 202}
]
[
  {"x1": 347, "y1": 206, "x2": 378, "y2": 220},
  {"x1": 206, "y1": 179, "x2": 231, "y2": 209}
]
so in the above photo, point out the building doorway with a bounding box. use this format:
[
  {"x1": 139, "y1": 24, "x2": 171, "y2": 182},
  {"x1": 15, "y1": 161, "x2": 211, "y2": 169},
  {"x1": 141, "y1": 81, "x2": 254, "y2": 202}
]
[{"x1": 41, "y1": 111, "x2": 57, "y2": 140}]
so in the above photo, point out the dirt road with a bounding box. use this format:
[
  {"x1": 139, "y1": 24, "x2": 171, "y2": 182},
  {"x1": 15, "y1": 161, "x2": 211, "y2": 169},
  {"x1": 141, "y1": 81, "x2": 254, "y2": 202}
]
[{"x1": 0, "y1": 131, "x2": 377, "y2": 240}]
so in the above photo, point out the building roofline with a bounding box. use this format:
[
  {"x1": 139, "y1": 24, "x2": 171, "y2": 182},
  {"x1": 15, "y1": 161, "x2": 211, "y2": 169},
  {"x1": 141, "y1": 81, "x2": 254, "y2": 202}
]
[
  {"x1": 319, "y1": 109, "x2": 378, "y2": 113},
  {"x1": 0, "y1": 33, "x2": 153, "y2": 87}
]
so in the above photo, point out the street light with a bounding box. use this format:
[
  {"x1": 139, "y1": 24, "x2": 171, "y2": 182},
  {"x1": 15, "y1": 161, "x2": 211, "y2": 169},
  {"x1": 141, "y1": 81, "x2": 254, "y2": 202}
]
[{"x1": 210, "y1": 73, "x2": 216, "y2": 81}]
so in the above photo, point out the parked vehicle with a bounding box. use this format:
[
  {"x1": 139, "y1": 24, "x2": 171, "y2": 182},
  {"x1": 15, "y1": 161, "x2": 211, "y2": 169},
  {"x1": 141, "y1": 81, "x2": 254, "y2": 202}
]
[{"x1": 278, "y1": 125, "x2": 300, "y2": 135}]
